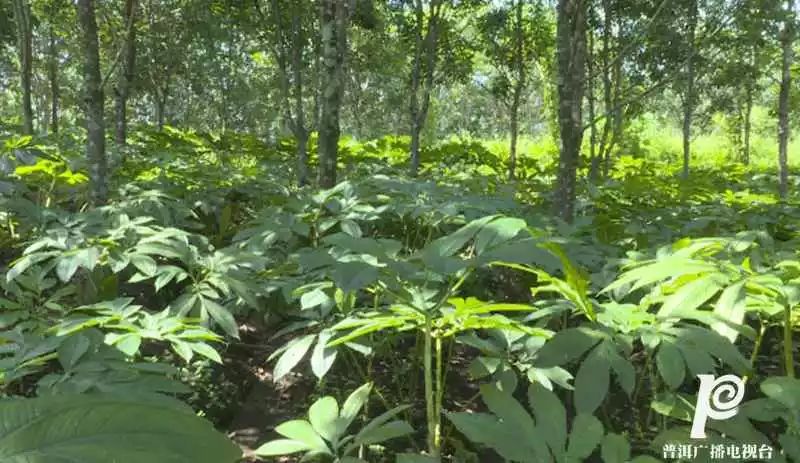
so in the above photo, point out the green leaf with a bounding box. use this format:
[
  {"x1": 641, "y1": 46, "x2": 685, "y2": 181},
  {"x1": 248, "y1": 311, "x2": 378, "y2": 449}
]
[
  {"x1": 446, "y1": 411, "x2": 540, "y2": 461},
  {"x1": 656, "y1": 342, "x2": 686, "y2": 390},
  {"x1": 711, "y1": 281, "x2": 747, "y2": 343},
  {"x1": 395, "y1": 454, "x2": 439, "y2": 463},
  {"x1": 566, "y1": 414, "x2": 604, "y2": 460},
  {"x1": 273, "y1": 335, "x2": 316, "y2": 382},
  {"x1": 57, "y1": 334, "x2": 90, "y2": 370},
  {"x1": 308, "y1": 396, "x2": 340, "y2": 443},
  {"x1": 602, "y1": 257, "x2": 717, "y2": 296},
  {"x1": 56, "y1": 256, "x2": 80, "y2": 282},
  {"x1": 534, "y1": 327, "x2": 601, "y2": 368},
  {"x1": 574, "y1": 345, "x2": 610, "y2": 415},
  {"x1": 131, "y1": 254, "x2": 158, "y2": 277},
  {"x1": 480, "y1": 382, "x2": 537, "y2": 438},
  {"x1": 189, "y1": 342, "x2": 223, "y2": 363},
  {"x1": 473, "y1": 217, "x2": 527, "y2": 255},
  {"x1": 310, "y1": 331, "x2": 338, "y2": 379},
  {"x1": 274, "y1": 420, "x2": 330, "y2": 455},
  {"x1": 254, "y1": 439, "x2": 311, "y2": 456},
  {"x1": 468, "y1": 356, "x2": 501, "y2": 379},
  {"x1": 601, "y1": 433, "x2": 631, "y2": 463},
  {"x1": 339, "y1": 382, "x2": 372, "y2": 431},
  {"x1": 658, "y1": 274, "x2": 726, "y2": 317},
  {"x1": 202, "y1": 298, "x2": 239, "y2": 339},
  {"x1": 761, "y1": 377, "x2": 800, "y2": 410},
  {"x1": 528, "y1": 382, "x2": 567, "y2": 458},
  {"x1": 352, "y1": 420, "x2": 413, "y2": 447},
  {"x1": 0, "y1": 394, "x2": 241, "y2": 462},
  {"x1": 112, "y1": 333, "x2": 143, "y2": 357},
  {"x1": 340, "y1": 219, "x2": 362, "y2": 237}
]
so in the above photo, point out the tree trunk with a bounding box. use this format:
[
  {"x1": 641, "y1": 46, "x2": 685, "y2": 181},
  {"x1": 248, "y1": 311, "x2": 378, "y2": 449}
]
[
  {"x1": 155, "y1": 80, "x2": 169, "y2": 130},
  {"x1": 291, "y1": 9, "x2": 309, "y2": 186},
  {"x1": 509, "y1": 92, "x2": 520, "y2": 181},
  {"x1": 743, "y1": 86, "x2": 752, "y2": 165},
  {"x1": 508, "y1": 0, "x2": 524, "y2": 181},
  {"x1": 78, "y1": 0, "x2": 108, "y2": 204},
  {"x1": 553, "y1": 0, "x2": 587, "y2": 223},
  {"x1": 587, "y1": 29, "x2": 600, "y2": 181},
  {"x1": 48, "y1": 28, "x2": 59, "y2": 134},
  {"x1": 12, "y1": 0, "x2": 34, "y2": 135},
  {"x1": 317, "y1": 0, "x2": 348, "y2": 188},
  {"x1": 114, "y1": 0, "x2": 137, "y2": 146},
  {"x1": 409, "y1": 0, "x2": 441, "y2": 176},
  {"x1": 778, "y1": 0, "x2": 794, "y2": 200},
  {"x1": 598, "y1": 0, "x2": 612, "y2": 177},
  {"x1": 682, "y1": 0, "x2": 697, "y2": 180}
]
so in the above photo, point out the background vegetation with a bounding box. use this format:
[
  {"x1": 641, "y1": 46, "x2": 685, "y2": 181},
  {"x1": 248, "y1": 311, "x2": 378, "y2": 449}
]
[{"x1": 0, "y1": 0, "x2": 799, "y2": 462}]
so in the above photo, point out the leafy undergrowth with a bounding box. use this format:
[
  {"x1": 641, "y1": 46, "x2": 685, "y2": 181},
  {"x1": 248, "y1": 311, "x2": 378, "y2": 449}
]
[{"x1": 1, "y1": 128, "x2": 799, "y2": 462}]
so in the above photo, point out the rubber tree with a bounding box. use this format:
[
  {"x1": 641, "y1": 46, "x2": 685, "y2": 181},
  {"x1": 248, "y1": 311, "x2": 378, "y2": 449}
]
[
  {"x1": 77, "y1": 0, "x2": 107, "y2": 204},
  {"x1": 778, "y1": 0, "x2": 794, "y2": 200},
  {"x1": 553, "y1": 0, "x2": 588, "y2": 222},
  {"x1": 12, "y1": 0, "x2": 34, "y2": 135},
  {"x1": 317, "y1": 0, "x2": 350, "y2": 188},
  {"x1": 114, "y1": 0, "x2": 138, "y2": 146}
]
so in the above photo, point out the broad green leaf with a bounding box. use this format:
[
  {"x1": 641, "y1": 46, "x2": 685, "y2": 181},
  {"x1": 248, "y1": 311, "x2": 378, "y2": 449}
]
[
  {"x1": 566, "y1": 414, "x2": 604, "y2": 460},
  {"x1": 480, "y1": 383, "x2": 537, "y2": 437},
  {"x1": 308, "y1": 396, "x2": 340, "y2": 443},
  {"x1": 711, "y1": 281, "x2": 747, "y2": 343},
  {"x1": 352, "y1": 420, "x2": 413, "y2": 447},
  {"x1": 395, "y1": 454, "x2": 439, "y2": 463},
  {"x1": 534, "y1": 327, "x2": 602, "y2": 368},
  {"x1": 0, "y1": 394, "x2": 241, "y2": 462},
  {"x1": 274, "y1": 420, "x2": 330, "y2": 454},
  {"x1": 254, "y1": 439, "x2": 311, "y2": 456},
  {"x1": 56, "y1": 256, "x2": 80, "y2": 282},
  {"x1": 574, "y1": 345, "x2": 610, "y2": 415},
  {"x1": 202, "y1": 299, "x2": 239, "y2": 339},
  {"x1": 339, "y1": 382, "x2": 372, "y2": 430},
  {"x1": 761, "y1": 377, "x2": 800, "y2": 411},
  {"x1": 189, "y1": 342, "x2": 223, "y2": 363},
  {"x1": 310, "y1": 331, "x2": 338, "y2": 379},
  {"x1": 528, "y1": 382, "x2": 567, "y2": 458},
  {"x1": 57, "y1": 334, "x2": 90, "y2": 370},
  {"x1": 602, "y1": 257, "x2": 717, "y2": 296},
  {"x1": 273, "y1": 335, "x2": 316, "y2": 382},
  {"x1": 656, "y1": 342, "x2": 686, "y2": 390},
  {"x1": 601, "y1": 433, "x2": 631, "y2": 463},
  {"x1": 131, "y1": 254, "x2": 158, "y2": 277},
  {"x1": 658, "y1": 274, "x2": 726, "y2": 317},
  {"x1": 112, "y1": 333, "x2": 143, "y2": 357},
  {"x1": 446, "y1": 412, "x2": 538, "y2": 461}
]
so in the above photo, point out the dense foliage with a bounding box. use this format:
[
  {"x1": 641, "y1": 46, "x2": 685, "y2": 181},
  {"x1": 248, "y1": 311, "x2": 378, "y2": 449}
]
[{"x1": 1, "y1": 0, "x2": 800, "y2": 462}]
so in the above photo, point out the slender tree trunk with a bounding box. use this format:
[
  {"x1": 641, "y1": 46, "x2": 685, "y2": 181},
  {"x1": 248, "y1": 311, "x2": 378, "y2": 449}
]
[
  {"x1": 508, "y1": 0, "x2": 525, "y2": 181},
  {"x1": 78, "y1": 0, "x2": 107, "y2": 204},
  {"x1": 509, "y1": 92, "x2": 521, "y2": 181},
  {"x1": 743, "y1": 86, "x2": 752, "y2": 165},
  {"x1": 587, "y1": 29, "x2": 600, "y2": 181},
  {"x1": 553, "y1": 0, "x2": 587, "y2": 222},
  {"x1": 682, "y1": 0, "x2": 697, "y2": 180},
  {"x1": 778, "y1": 0, "x2": 794, "y2": 199},
  {"x1": 291, "y1": 10, "x2": 309, "y2": 186},
  {"x1": 155, "y1": 80, "x2": 169, "y2": 130},
  {"x1": 317, "y1": 0, "x2": 348, "y2": 188},
  {"x1": 48, "y1": 28, "x2": 59, "y2": 134},
  {"x1": 12, "y1": 0, "x2": 34, "y2": 135},
  {"x1": 599, "y1": 0, "x2": 615, "y2": 178},
  {"x1": 114, "y1": 0, "x2": 137, "y2": 146},
  {"x1": 409, "y1": 0, "x2": 440, "y2": 176}
]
